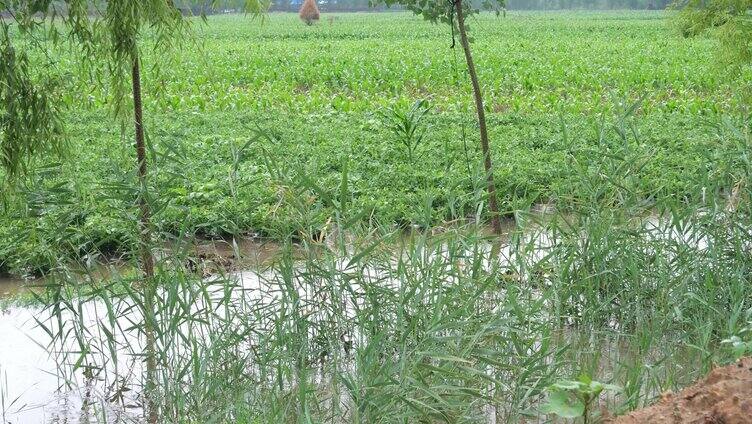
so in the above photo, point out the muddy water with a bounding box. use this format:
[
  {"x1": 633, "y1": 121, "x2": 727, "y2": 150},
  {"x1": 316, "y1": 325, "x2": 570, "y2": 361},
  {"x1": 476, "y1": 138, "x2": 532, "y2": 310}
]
[
  {"x1": 0, "y1": 237, "x2": 285, "y2": 299},
  {"x1": 0, "y1": 237, "x2": 287, "y2": 424},
  {"x1": 0, "y1": 227, "x2": 532, "y2": 423},
  {"x1": 1, "y1": 306, "x2": 86, "y2": 423},
  {"x1": 0, "y1": 216, "x2": 711, "y2": 423},
  {"x1": 0, "y1": 276, "x2": 29, "y2": 298}
]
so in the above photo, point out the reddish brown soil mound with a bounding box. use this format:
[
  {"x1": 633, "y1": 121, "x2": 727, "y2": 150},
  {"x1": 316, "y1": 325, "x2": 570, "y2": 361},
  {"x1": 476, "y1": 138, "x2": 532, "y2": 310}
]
[{"x1": 609, "y1": 357, "x2": 752, "y2": 423}]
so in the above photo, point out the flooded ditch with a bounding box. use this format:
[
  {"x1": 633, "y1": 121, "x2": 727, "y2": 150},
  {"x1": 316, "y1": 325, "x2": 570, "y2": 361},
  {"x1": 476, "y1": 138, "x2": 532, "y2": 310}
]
[{"x1": 0, "y1": 212, "x2": 748, "y2": 423}]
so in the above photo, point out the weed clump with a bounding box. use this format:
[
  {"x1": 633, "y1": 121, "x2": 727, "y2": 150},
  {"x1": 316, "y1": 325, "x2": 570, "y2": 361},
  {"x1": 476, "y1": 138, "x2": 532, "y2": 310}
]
[{"x1": 299, "y1": 0, "x2": 320, "y2": 25}]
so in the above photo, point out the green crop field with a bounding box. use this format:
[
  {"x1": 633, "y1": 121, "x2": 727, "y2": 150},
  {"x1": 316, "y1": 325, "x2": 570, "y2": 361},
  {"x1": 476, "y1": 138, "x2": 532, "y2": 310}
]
[{"x1": 1, "y1": 11, "x2": 746, "y2": 273}]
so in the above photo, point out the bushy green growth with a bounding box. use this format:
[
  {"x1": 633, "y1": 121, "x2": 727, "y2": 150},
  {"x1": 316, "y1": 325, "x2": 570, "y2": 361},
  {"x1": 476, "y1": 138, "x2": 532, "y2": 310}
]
[
  {"x1": 0, "y1": 27, "x2": 64, "y2": 184},
  {"x1": 674, "y1": 0, "x2": 751, "y2": 65},
  {"x1": 380, "y1": 99, "x2": 432, "y2": 163},
  {"x1": 722, "y1": 308, "x2": 752, "y2": 360}
]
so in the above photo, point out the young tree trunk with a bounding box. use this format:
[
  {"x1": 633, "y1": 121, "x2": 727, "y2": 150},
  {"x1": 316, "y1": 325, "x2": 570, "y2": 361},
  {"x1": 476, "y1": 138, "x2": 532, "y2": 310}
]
[
  {"x1": 454, "y1": 0, "x2": 503, "y2": 236},
  {"x1": 131, "y1": 52, "x2": 158, "y2": 424}
]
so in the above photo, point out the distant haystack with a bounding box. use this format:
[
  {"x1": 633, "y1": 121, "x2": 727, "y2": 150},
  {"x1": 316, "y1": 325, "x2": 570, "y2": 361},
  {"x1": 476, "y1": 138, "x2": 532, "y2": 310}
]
[{"x1": 299, "y1": 0, "x2": 320, "y2": 25}]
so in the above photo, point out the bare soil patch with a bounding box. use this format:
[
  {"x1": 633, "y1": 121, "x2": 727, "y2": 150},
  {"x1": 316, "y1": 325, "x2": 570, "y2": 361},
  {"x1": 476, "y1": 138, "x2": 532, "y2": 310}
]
[{"x1": 610, "y1": 357, "x2": 752, "y2": 423}]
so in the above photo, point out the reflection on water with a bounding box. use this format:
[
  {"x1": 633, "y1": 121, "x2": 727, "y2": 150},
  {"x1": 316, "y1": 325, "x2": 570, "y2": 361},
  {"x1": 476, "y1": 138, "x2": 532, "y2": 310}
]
[
  {"x1": 1, "y1": 306, "x2": 81, "y2": 423},
  {"x1": 0, "y1": 235, "x2": 297, "y2": 424},
  {"x1": 1, "y1": 302, "x2": 153, "y2": 423}
]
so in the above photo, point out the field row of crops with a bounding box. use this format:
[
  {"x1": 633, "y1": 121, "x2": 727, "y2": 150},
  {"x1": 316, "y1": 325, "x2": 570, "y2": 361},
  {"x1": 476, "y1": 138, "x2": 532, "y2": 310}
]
[
  {"x1": 64, "y1": 12, "x2": 738, "y2": 114},
  {"x1": 2, "y1": 11, "x2": 747, "y2": 274}
]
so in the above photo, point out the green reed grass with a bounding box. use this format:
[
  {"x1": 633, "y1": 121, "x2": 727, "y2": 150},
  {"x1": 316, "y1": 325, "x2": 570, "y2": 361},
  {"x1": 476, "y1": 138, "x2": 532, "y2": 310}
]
[{"x1": 21, "y1": 106, "x2": 752, "y2": 423}]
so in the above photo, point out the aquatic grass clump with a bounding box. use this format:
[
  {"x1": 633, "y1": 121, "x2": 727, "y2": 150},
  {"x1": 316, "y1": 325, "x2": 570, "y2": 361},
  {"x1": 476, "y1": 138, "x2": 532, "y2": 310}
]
[
  {"x1": 34, "y1": 226, "x2": 559, "y2": 422},
  {"x1": 35, "y1": 189, "x2": 752, "y2": 422}
]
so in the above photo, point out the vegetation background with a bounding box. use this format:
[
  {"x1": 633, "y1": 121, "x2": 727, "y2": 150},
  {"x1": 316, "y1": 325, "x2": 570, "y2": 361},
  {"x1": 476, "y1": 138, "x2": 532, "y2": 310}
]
[
  {"x1": 0, "y1": 1, "x2": 751, "y2": 422},
  {"x1": 1, "y1": 12, "x2": 747, "y2": 275}
]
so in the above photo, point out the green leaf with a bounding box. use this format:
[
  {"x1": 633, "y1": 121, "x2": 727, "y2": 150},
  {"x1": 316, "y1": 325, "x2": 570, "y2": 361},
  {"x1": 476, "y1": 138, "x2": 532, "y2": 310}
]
[
  {"x1": 540, "y1": 389, "x2": 585, "y2": 418},
  {"x1": 550, "y1": 380, "x2": 584, "y2": 391}
]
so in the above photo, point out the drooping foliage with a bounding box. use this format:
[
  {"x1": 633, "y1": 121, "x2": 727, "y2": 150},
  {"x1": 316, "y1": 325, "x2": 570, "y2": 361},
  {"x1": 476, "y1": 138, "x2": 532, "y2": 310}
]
[
  {"x1": 0, "y1": 0, "x2": 186, "y2": 186},
  {"x1": 2, "y1": 2, "x2": 266, "y2": 422},
  {"x1": 0, "y1": 27, "x2": 64, "y2": 183},
  {"x1": 299, "y1": 0, "x2": 321, "y2": 24},
  {"x1": 2, "y1": 0, "x2": 270, "y2": 122},
  {"x1": 674, "y1": 0, "x2": 751, "y2": 66},
  {"x1": 0, "y1": 1, "x2": 66, "y2": 183}
]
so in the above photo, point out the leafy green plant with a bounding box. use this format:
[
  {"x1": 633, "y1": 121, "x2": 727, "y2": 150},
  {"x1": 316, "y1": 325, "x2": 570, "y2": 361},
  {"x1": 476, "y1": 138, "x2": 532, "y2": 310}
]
[
  {"x1": 541, "y1": 376, "x2": 621, "y2": 423},
  {"x1": 381, "y1": 99, "x2": 432, "y2": 162},
  {"x1": 0, "y1": 13, "x2": 739, "y2": 271},
  {"x1": 0, "y1": 21, "x2": 64, "y2": 186},
  {"x1": 0, "y1": 1, "x2": 268, "y2": 422},
  {"x1": 3, "y1": 8, "x2": 752, "y2": 424},
  {"x1": 372, "y1": 0, "x2": 506, "y2": 234},
  {"x1": 722, "y1": 308, "x2": 752, "y2": 360},
  {"x1": 5, "y1": 103, "x2": 752, "y2": 422}
]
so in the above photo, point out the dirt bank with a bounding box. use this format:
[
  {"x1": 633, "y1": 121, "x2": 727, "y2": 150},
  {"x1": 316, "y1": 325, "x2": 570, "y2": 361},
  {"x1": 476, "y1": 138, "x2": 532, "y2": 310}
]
[{"x1": 610, "y1": 357, "x2": 752, "y2": 423}]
